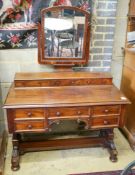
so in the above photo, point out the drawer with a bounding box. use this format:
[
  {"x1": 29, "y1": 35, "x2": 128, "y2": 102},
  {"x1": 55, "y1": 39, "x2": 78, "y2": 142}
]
[
  {"x1": 46, "y1": 107, "x2": 90, "y2": 118},
  {"x1": 15, "y1": 80, "x2": 58, "y2": 87},
  {"x1": 15, "y1": 78, "x2": 112, "y2": 87},
  {"x1": 69, "y1": 79, "x2": 112, "y2": 86},
  {"x1": 91, "y1": 116, "x2": 119, "y2": 129},
  {"x1": 14, "y1": 108, "x2": 44, "y2": 119},
  {"x1": 92, "y1": 105, "x2": 121, "y2": 116},
  {"x1": 14, "y1": 120, "x2": 47, "y2": 132}
]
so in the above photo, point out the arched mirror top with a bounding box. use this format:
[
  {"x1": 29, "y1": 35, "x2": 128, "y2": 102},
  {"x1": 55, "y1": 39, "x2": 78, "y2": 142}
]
[{"x1": 38, "y1": 6, "x2": 91, "y2": 66}]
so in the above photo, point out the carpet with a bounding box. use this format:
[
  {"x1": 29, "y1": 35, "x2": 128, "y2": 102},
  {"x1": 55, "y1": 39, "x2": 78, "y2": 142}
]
[
  {"x1": 0, "y1": 0, "x2": 91, "y2": 49},
  {"x1": 70, "y1": 169, "x2": 135, "y2": 175}
]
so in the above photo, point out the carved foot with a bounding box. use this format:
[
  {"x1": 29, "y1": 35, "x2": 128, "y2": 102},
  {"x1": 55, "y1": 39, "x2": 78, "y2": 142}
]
[
  {"x1": 109, "y1": 149, "x2": 118, "y2": 162},
  {"x1": 11, "y1": 146, "x2": 20, "y2": 171},
  {"x1": 106, "y1": 140, "x2": 118, "y2": 162},
  {"x1": 102, "y1": 129, "x2": 118, "y2": 162}
]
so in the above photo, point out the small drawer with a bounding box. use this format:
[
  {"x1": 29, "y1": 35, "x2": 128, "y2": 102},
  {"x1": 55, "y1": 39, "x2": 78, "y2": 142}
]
[
  {"x1": 46, "y1": 107, "x2": 90, "y2": 118},
  {"x1": 15, "y1": 80, "x2": 52, "y2": 87},
  {"x1": 14, "y1": 120, "x2": 47, "y2": 132},
  {"x1": 91, "y1": 116, "x2": 119, "y2": 129},
  {"x1": 92, "y1": 105, "x2": 121, "y2": 116},
  {"x1": 14, "y1": 108, "x2": 44, "y2": 119}
]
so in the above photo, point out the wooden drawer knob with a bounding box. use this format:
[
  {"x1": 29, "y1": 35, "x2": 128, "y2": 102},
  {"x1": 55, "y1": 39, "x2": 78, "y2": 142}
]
[
  {"x1": 27, "y1": 112, "x2": 32, "y2": 117},
  {"x1": 104, "y1": 109, "x2": 109, "y2": 113},
  {"x1": 103, "y1": 120, "x2": 109, "y2": 125},
  {"x1": 27, "y1": 124, "x2": 33, "y2": 129},
  {"x1": 77, "y1": 111, "x2": 81, "y2": 115},
  {"x1": 71, "y1": 81, "x2": 75, "y2": 84},
  {"x1": 56, "y1": 112, "x2": 61, "y2": 116}
]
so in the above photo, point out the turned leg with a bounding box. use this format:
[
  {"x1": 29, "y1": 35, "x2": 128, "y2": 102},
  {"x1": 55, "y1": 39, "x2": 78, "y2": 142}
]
[
  {"x1": 11, "y1": 133, "x2": 20, "y2": 171},
  {"x1": 102, "y1": 129, "x2": 118, "y2": 162}
]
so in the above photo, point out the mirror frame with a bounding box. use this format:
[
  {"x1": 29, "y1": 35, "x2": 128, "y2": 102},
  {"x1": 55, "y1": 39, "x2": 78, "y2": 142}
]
[{"x1": 38, "y1": 6, "x2": 91, "y2": 66}]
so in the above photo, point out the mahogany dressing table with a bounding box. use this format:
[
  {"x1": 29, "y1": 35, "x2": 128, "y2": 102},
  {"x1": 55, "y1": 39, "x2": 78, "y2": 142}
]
[{"x1": 4, "y1": 6, "x2": 130, "y2": 171}]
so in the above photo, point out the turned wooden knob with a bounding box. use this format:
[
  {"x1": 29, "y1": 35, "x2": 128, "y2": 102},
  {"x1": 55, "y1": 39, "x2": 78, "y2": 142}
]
[
  {"x1": 77, "y1": 111, "x2": 81, "y2": 115},
  {"x1": 104, "y1": 109, "x2": 109, "y2": 113},
  {"x1": 71, "y1": 81, "x2": 75, "y2": 84},
  {"x1": 103, "y1": 120, "x2": 109, "y2": 125},
  {"x1": 27, "y1": 124, "x2": 33, "y2": 129},
  {"x1": 56, "y1": 112, "x2": 61, "y2": 116},
  {"x1": 87, "y1": 81, "x2": 90, "y2": 84},
  {"x1": 27, "y1": 112, "x2": 32, "y2": 117}
]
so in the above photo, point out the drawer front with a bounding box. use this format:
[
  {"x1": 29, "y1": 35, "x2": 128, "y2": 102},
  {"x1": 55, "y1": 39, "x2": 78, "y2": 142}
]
[
  {"x1": 92, "y1": 105, "x2": 121, "y2": 116},
  {"x1": 69, "y1": 79, "x2": 112, "y2": 86},
  {"x1": 15, "y1": 80, "x2": 54, "y2": 87},
  {"x1": 14, "y1": 120, "x2": 47, "y2": 132},
  {"x1": 14, "y1": 108, "x2": 44, "y2": 119},
  {"x1": 46, "y1": 107, "x2": 90, "y2": 118},
  {"x1": 15, "y1": 78, "x2": 112, "y2": 87},
  {"x1": 91, "y1": 116, "x2": 119, "y2": 129}
]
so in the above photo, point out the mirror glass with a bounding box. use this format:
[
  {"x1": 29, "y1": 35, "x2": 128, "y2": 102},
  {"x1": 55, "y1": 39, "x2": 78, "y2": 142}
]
[{"x1": 44, "y1": 8, "x2": 85, "y2": 58}]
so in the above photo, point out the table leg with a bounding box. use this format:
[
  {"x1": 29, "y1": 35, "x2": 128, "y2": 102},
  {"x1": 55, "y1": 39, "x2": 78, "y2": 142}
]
[
  {"x1": 102, "y1": 129, "x2": 118, "y2": 162},
  {"x1": 11, "y1": 133, "x2": 20, "y2": 171},
  {"x1": 108, "y1": 140, "x2": 118, "y2": 162}
]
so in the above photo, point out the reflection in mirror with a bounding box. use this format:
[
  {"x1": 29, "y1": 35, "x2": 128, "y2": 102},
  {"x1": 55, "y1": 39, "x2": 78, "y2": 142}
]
[{"x1": 44, "y1": 9, "x2": 85, "y2": 58}]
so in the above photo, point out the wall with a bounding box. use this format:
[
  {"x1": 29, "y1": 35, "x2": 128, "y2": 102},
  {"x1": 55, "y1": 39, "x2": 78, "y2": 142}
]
[
  {"x1": 0, "y1": 85, "x2": 4, "y2": 134},
  {"x1": 89, "y1": 0, "x2": 118, "y2": 72},
  {"x1": 72, "y1": 0, "x2": 118, "y2": 72},
  {"x1": 111, "y1": 0, "x2": 130, "y2": 87},
  {"x1": 0, "y1": 0, "x2": 128, "y2": 131}
]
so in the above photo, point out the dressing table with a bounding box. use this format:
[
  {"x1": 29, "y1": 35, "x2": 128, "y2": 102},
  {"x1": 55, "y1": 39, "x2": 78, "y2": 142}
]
[{"x1": 4, "y1": 6, "x2": 130, "y2": 171}]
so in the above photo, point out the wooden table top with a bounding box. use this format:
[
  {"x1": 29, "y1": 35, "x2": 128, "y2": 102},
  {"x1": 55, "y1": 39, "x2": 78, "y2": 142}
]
[{"x1": 4, "y1": 84, "x2": 130, "y2": 108}]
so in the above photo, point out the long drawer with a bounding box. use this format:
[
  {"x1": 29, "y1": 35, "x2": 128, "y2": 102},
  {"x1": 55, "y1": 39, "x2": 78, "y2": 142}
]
[{"x1": 15, "y1": 78, "x2": 112, "y2": 87}]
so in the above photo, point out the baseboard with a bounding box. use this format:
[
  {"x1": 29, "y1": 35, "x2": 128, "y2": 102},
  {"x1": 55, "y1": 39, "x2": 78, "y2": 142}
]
[
  {"x1": 0, "y1": 130, "x2": 8, "y2": 175},
  {"x1": 121, "y1": 126, "x2": 135, "y2": 151}
]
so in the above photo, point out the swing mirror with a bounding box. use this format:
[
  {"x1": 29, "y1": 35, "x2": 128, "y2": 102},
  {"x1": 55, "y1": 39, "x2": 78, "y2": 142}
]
[{"x1": 38, "y1": 6, "x2": 91, "y2": 66}]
